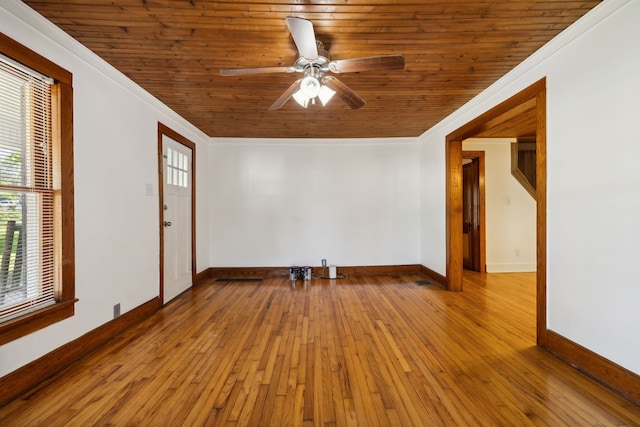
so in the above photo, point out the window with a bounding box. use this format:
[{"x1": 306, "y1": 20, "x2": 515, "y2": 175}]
[
  {"x1": 0, "y1": 54, "x2": 55, "y2": 321},
  {"x1": 0, "y1": 34, "x2": 75, "y2": 345},
  {"x1": 166, "y1": 147, "x2": 189, "y2": 188}
]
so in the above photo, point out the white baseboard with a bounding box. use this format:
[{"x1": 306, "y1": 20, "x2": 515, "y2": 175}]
[{"x1": 486, "y1": 263, "x2": 536, "y2": 273}]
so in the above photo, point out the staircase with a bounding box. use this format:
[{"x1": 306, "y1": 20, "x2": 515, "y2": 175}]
[{"x1": 511, "y1": 137, "x2": 536, "y2": 198}]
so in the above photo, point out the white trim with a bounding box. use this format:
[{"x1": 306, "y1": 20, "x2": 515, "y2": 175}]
[
  {"x1": 209, "y1": 137, "x2": 419, "y2": 146},
  {"x1": 486, "y1": 263, "x2": 537, "y2": 273}
]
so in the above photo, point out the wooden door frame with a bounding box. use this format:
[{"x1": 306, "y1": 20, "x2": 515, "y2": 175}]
[
  {"x1": 462, "y1": 151, "x2": 486, "y2": 273},
  {"x1": 157, "y1": 123, "x2": 197, "y2": 304},
  {"x1": 445, "y1": 78, "x2": 547, "y2": 346}
]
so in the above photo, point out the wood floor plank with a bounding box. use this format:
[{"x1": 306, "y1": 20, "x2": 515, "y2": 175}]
[
  {"x1": 1, "y1": 272, "x2": 640, "y2": 426},
  {"x1": 267, "y1": 395, "x2": 285, "y2": 427}
]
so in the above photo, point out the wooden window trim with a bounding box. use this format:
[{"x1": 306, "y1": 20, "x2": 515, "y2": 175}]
[{"x1": 0, "y1": 33, "x2": 75, "y2": 346}]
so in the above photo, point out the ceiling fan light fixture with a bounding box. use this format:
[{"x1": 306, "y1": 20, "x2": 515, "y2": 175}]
[
  {"x1": 299, "y1": 75, "x2": 321, "y2": 98},
  {"x1": 292, "y1": 83, "x2": 335, "y2": 108},
  {"x1": 292, "y1": 89, "x2": 310, "y2": 108},
  {"x1": 221, "y1": 17, "x2": 405, "y2": 111},
  {"x1": 318, "y1": 85, "x2": 336, "y2": 106}
]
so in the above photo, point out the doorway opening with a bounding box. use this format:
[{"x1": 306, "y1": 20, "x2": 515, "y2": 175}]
[
  {"x1": 445, "y1": 78, "x2": 547, "y2": 346},
  {"x1": 462, "y1": 151, "x2": 485, "y2": 273},
  {"x1": 157, "y1": 123, "x2": 197, "y2": 305}
]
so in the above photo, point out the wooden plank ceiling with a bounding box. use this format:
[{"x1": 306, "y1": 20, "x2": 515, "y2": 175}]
[{"x1": 23, "y1": 0, "x2": 601, "y2": 139}]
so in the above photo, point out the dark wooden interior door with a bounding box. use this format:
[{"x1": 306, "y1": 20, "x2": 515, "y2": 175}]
[{"x1": 463, "y1": 158, "x2": 481, "y2": 271}]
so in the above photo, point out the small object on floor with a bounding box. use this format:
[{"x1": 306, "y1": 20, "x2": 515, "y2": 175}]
[{"x1": 329, "y1": 265, "x2": 337, "y2": 279}]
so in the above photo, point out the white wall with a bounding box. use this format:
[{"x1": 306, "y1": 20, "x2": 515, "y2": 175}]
[
  {"x1": 0, "y1": 1, "x2": 210, "y2": 377},
  {"x1": 419, "y1": 137, "x2": 446, "y2": 275},
  {"x1": 463, "y1": 139, "x2": 536, "y2": 272},
  {"x1": 208, "y1": 139, "x2": 420, "y2": 268},
  {"x1": 420, "y1": 0, "x2": 640, "y2": 373}
]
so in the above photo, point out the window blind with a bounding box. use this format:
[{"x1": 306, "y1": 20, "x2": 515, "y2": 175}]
[{"x1": 0, "y1": 54, "x2": 55, "y2": 322}]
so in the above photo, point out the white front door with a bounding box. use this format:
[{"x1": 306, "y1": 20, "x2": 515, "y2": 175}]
[{"x1": 162, "y1": 135, "x2": 192, "y2": 304}]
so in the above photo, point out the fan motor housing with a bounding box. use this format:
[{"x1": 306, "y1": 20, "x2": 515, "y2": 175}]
[{"x1": 294, "y1": 40, "x2": 330, "y2": 72}]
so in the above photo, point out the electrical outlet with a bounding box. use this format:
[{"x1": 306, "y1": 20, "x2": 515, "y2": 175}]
[
  {"x1": 322, "y1": 259, "x2": 327, "y2": 267},
  {"x1": 113, "y1": 303, "x2": 121, "y2": 319}
]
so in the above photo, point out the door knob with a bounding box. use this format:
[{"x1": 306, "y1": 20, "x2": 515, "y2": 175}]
[{"x1": 164, "y1": 221, "x2": 172, "y2": 227}]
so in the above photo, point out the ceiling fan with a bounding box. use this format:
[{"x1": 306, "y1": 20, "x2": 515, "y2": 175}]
[{"x1": 220, "y1": 17, "x2": 405, "y2": 110}]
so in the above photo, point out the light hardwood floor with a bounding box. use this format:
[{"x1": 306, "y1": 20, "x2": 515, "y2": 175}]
[{"x1": 1, "y1": 272, "x2": 639, "y2": 426}]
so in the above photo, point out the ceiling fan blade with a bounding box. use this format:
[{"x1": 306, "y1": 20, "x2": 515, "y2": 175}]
[
  {"x1": 328, "y1": 55, "x2": 405, "y2": 74},
  {"x1": 323, "y1": 77, "x2": 366, "y2": 109},
  {"x1": 269, "y1": 79, "x2": 302, "y2": 110},
  {"x1": 220, "y1": 66, "x2": 293, "y2": 76},
  {"x1": 285, "y1": 17, "x2": 318, "y2": 59}
]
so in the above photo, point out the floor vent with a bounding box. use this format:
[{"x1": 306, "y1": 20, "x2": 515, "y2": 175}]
[
  {"x1": 415, "y1": 280, "x2": 433, "y2": 286},
  {"x1": 215, "y1": 277, "x2": 264, "y2": 283}
]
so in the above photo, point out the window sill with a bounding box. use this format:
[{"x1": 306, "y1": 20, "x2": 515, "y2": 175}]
[{"x1": 0, "y1": 298, "x2": 78, "y2": 346}]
